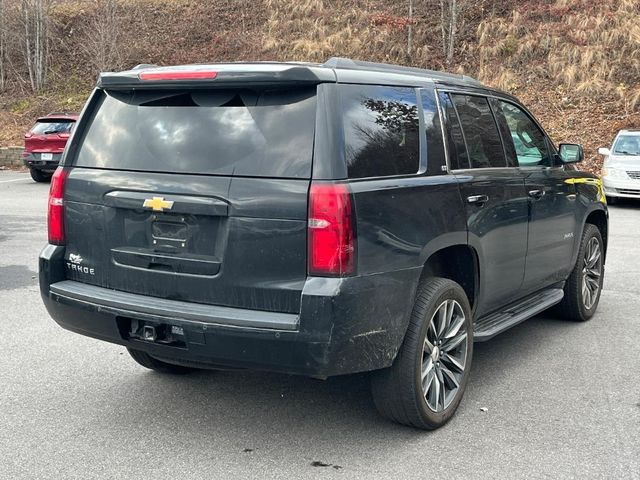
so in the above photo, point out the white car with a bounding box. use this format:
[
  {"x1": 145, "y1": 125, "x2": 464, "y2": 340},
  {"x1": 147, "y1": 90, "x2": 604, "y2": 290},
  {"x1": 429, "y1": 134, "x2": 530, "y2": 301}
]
[{"x1": 599, "y1": 129, "x2": 640, "y2": 202}]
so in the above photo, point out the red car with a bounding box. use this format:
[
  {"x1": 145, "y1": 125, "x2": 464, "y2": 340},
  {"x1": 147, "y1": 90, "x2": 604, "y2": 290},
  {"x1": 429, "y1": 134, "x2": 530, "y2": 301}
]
[{"x1": 23, "y1": 113, "x2": 78, "y2": 182}]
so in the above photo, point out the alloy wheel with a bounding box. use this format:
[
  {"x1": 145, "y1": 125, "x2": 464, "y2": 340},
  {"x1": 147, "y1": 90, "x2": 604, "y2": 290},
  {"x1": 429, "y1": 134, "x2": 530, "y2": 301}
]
[
  {"x1": 582, "y1": 237, "x2": 602, "y2": 310},
  {"x1": 421, "y1": 299, "x2": 468, "y2": 413}
]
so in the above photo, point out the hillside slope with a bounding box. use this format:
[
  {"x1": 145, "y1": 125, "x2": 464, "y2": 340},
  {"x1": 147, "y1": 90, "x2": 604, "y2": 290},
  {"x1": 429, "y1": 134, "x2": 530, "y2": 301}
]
[{"x1": 0, "y1": 0, "x2": 638, "y2": 173}]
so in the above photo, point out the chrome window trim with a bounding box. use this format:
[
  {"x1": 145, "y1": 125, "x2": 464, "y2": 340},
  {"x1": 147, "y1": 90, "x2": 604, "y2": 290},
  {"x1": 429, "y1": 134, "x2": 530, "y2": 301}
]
[
  {"x1": 435, "y1": 86, "x2": 561, "y2": 172},
  {"x1": 444, "y1": 91, "x2": 508, "y2": 170},
  {"x1": 432, "y1": 88, "x2": 452, "y2": 174}
]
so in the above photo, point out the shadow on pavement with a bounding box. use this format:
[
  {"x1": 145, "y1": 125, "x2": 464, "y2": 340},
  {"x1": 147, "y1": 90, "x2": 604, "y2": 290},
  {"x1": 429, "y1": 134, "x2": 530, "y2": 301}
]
[{"x1": 89, "y1": 312, "x2": 582, "y2": 445}]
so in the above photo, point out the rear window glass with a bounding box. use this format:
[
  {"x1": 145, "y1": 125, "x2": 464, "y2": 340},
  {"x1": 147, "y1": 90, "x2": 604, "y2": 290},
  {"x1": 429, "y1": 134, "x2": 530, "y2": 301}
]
[
  {"x1": 341, "y1": 85, "x2": 420, "y2": 178},
  {"x1": 31, "y1": 120, "x2": 75, "y2": 135},
  {"x1": 74, "y1": 88, "x2": 317, "y2": 178},
  {"x1": 451, "y1": 94, "x2": 506, "y2": 169}
]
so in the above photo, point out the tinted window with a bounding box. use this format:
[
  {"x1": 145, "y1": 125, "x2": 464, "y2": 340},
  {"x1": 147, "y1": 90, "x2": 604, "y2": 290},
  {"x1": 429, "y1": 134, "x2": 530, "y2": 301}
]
[
  {"x1": 439, "y1": 92, "x2": 469, "y2": 170},
  {"x1": 31, "y1": 120, "x2": 75, "y2": 135},
  {"x1": 75, "y1": 88, "x2": 316, "y2": 178},
  {"x1": 420, "y1": 88, "x2": 446, "y2": 175},
  {"x1": 497, "y1": 101, "x2": 551, "y2": 167},
  {"x1": 341, "y1": 85, "x2": 419, "y2": 178},
  {"x1": 451, "y1": 94, "x2": 506, "y2": 169},
  {"x1": 489, "y1": 98, "x2": 517, "y2": 167}
]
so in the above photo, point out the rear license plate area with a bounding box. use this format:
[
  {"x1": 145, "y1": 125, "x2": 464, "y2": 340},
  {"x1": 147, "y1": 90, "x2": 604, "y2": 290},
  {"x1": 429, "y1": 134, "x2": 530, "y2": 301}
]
[
  {"x1": 152, "y1": 220, "x2": 187, "y2": 241},
  {"x1": 41, "y1": 153, "x2": 53, "y2": 161},
  {"x1": 119, "y1": 211, "x2": 219, "y2": 257},
  {"x1": 151, "y1": 218, "x2": 188, "y2": 250}
]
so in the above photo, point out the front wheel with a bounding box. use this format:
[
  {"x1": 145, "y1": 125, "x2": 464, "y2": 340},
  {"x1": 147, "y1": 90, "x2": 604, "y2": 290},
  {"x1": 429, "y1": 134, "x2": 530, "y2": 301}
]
[
  {"x1": 371, "y1": 277, "x2": 473, "y2": 430},
  {"x1": 555, "y1": 223, "x2": 604, "y2": 321}
]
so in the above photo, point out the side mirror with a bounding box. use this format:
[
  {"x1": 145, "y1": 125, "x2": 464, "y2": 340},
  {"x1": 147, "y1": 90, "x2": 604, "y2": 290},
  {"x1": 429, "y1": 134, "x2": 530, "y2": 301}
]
[
  {"x1": 558, "y1": 143, "x2": 584, "y2": 164},
  {"x1": 598, "y1": 147, "x2": 611, "y2": 156}
]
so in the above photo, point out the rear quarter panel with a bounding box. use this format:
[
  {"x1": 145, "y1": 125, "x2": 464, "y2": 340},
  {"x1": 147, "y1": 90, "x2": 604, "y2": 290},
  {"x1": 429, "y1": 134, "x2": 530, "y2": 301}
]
[
  {"x1": 350, "y1": 175, "x2": 467, "y2": 275},
  {"x1": 311, "y1": 174, "x2": 468, "y2": 373}
]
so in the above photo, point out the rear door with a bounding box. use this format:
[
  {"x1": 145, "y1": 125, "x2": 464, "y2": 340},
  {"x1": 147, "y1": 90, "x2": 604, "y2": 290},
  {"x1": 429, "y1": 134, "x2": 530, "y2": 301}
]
[
  {"x1": 439, "y1": 91, "x2": 529, "y2": 316},
  {"x1": 63, "y1": 86, "x2": 317, "y2": 314},
  {"x1": 492, "y1": 99, "x2": 577, "y2": 293}
]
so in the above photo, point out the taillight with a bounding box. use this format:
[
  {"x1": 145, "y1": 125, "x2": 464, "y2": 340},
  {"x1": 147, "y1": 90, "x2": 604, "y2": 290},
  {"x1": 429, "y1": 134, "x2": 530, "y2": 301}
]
[
  {"x1": 138, "y1": 70, "x2": 218, "y2": 81},
  {"x1": 58, "y1": 133, "x2": 70, "y2": 139},
  {"x1": 48, "y1": 167, "x2": 68, "y2": 245},
  {"x1": 308, "y1": 183, "x2": 354, "y2": 276}
]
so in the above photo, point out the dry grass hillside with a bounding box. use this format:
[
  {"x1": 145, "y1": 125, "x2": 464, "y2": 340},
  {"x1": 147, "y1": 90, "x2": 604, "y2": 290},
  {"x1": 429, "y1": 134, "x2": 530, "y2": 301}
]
[
  {"x1": 0, "y1": 0, "x2": 638, "y2": 173},
  {"x1": 473, "y1": 0, "x2": 640, "y2": 171}
]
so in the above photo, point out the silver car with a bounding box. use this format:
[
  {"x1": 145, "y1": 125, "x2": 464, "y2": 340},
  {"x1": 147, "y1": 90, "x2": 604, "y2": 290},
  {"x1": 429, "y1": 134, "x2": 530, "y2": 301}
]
[{"x1": 599, "y1": 129, "x2": 640, "y2": 202}]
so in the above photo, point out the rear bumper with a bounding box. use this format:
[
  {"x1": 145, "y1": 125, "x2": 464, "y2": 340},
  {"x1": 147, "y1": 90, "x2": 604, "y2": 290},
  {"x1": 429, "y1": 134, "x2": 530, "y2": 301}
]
[
  {"x1": 40, "y1": 244, "x2": 420, "y2": 377},
  {"x1": 23, "y1": 152, "x2": 62, "y2": 171}
]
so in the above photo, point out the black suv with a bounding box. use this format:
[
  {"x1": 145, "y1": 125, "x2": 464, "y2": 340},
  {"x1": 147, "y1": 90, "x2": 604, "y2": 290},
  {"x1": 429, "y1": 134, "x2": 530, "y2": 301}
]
[{"x1": 40, "y1": 58, "x2": 608, "y2": 429}]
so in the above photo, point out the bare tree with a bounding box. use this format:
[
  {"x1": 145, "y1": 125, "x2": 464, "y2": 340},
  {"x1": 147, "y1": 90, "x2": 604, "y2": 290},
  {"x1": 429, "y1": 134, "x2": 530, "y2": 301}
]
[
  {"x1": 20, "y1": 0, "x2": 50, "y2": 92},
  {"x1": 78, "y1": 0, "x2": 123, "y2": 74},
  {"x1": 439, "y1": 0, "x2": 465, "y2": 66},
  {"x1": 0, "y1": 0, "x2": 7, "y2": 91},
  {"x1": 407, "y1": 0, "x2": 413, "y2": 56}
]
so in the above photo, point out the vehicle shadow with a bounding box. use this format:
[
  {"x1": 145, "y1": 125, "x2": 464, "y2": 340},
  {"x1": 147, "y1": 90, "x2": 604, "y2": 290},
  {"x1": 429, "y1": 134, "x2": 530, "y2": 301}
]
[{"x1": 92, "y1": 312, "x2": 581, "y2": 449}]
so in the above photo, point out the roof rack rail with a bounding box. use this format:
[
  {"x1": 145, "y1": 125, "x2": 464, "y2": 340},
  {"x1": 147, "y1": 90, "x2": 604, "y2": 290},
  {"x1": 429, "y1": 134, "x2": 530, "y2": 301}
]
[
  {"x1": 132, "y1": 63, "x2": 157, "y2": 70},
  {"x1": 47, "y1": 112, "x2": 72, "y2": 116},
  {"x1": 322, "y1": 57, "x2": 481, "y2": 84}
]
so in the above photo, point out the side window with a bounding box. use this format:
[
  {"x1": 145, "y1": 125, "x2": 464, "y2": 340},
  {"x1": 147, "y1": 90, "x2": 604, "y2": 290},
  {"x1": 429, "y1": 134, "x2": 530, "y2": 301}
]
[
  {"x1": 438, "y1": 91, "x2": 469, "y2": 170},
  {"x1": 341, "y1": 84, "x2": 419, "y2": 178},
  {"x1": 420, "y1": 88, "x2": 446, "y2": 175},
  {"x1": 497, "y1": 101, "x2": 551, "y2": 167},
  {"x1": 489, "y1": 98, "x2": 518, "y2": 167},
  {"x1": 451, "y1": 94, "x2": 506, "y2": 169}
]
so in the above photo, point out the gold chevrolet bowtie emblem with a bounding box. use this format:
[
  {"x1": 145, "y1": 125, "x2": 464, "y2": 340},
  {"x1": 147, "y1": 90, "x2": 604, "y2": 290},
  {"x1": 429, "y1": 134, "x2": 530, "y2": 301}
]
[{"x1": 143, "y1": 196, "x2": 174, "y2": 212}]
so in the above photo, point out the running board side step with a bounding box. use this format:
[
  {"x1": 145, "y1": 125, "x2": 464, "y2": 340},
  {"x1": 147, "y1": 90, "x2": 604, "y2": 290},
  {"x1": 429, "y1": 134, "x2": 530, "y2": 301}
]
[{"x1": 473, "y1": 288, "x2": 564, "y2": 342}]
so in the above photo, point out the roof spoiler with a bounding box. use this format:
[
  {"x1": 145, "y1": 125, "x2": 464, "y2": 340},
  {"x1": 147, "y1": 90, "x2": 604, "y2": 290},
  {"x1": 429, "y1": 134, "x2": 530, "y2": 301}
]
[{"x1": 98, "y1": 63, "x2": 336, "y2": 89}]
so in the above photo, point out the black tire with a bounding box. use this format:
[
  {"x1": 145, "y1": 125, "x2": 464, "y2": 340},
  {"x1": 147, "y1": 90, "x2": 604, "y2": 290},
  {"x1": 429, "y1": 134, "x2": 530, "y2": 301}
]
[
  {"x1": 555, "y1": 223, "x2": 604, "y2": 322},
  {"x1": 371, "y1": 277, "x2": 473, "y2": 430},
  {"x1": 29, "y1": 168, "x2": 52, "y2": 183},
  {"x1": 127, "y1": 348, "x2": 196, "y2": 374}
]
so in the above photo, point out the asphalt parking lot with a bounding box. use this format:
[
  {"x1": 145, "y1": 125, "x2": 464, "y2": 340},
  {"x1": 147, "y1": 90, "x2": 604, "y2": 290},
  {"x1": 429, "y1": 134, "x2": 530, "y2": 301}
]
[{"x1": 0, "y1": 169, "x2": 639, "y2": 479}]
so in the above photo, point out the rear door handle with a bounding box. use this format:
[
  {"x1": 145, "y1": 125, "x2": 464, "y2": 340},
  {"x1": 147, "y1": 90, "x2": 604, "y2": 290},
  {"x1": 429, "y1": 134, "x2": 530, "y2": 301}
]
[
  {"x1": 528, "y1": 189, "x2": 545, "y2": 200},
  {"x1": 467, "y1": 194, "x2": 489, "y2": 204}
]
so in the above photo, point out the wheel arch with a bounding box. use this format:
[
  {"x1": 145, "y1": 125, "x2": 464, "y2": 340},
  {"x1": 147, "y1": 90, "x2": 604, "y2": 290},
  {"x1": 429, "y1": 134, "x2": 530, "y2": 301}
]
[
  {"x1": 418, "y1": 244, "x2": 480, "y2": 313},
  {"x1": 584, "y1": 207, "x2": 608, "y2": 261}
]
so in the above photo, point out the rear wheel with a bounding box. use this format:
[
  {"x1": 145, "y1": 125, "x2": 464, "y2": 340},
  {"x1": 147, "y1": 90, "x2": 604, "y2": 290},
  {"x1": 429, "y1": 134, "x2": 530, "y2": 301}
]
[
  {"x1": 29, "y1": 168, "x2": 52, "y2": 183},
  {"x1": 371, "y1": 277, "x2": 473, "y2": 430},
  {"x1": 555, "y1": 223, "x2": 604, "y2": 321},
  {"x1": 127, "y1": 348, "x2": 196, "y2": 374}
]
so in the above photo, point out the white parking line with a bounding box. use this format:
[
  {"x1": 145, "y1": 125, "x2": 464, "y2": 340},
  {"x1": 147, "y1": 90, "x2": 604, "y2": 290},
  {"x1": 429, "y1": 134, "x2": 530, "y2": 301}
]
[{"x1": 0, "y1": 176, "x2": 30, "y2": 184}]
